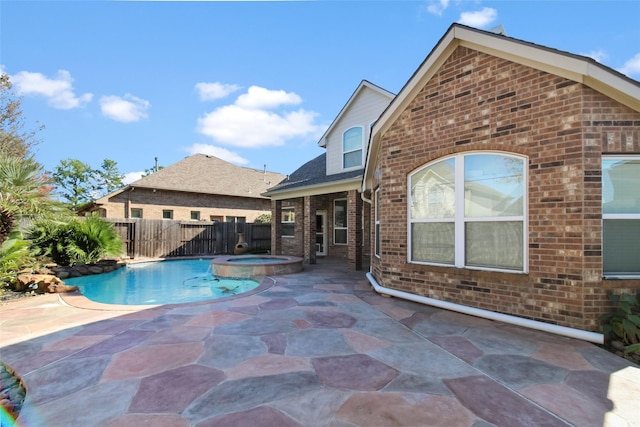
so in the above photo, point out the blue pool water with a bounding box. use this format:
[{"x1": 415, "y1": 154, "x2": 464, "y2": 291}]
[{"x1": 65, "y1": 259, "x2": 260, "y2": 305}]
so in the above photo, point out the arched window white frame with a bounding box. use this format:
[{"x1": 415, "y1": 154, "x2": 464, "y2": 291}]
[
  {"x1": 343, "y1": 126, "x2": 363, "y2": 169},
  {"x1": 408, "y1": 152, "x2": 528, "y2": 273}
]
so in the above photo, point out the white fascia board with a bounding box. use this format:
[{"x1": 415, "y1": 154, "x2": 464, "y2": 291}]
[{"x1": 266, "y1": 177, "x2": 362, "y2": 201}]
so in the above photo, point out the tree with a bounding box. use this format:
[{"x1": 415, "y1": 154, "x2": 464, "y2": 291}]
[
  {"x1": 95, "y1": 158, "x2": 124, "y2": 196},
  {"x1": 0, "y1": 154, "x2": 61, "y2": 245},
  {"x1": 0, "y1": 73, "x2": 43, "y2": 159},
  {"x1": 52, "y1": 159, "x2": 95, "y2": 209}
]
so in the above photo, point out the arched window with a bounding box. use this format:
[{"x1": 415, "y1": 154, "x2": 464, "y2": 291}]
[
  {"x1": 343, "y1": 127, "x2": 363, "y2": 169},
  {"x1": 408, "y1": 152, "x2": 527, "y2": 272}
]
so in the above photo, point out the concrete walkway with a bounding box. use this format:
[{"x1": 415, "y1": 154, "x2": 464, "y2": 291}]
[{"x1": 1, "y1": 259, "x2": 638, "y2": 426}]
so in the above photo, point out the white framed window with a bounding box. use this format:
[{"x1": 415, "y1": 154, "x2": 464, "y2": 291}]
[
  {"x1": 190, "y1": 211, "x2": 200, "y2": 221},
  {"x1": 602, "y1": 156, "x2": 640, "y2": 277},
  {"x1": 130, "y1": 208, "x2": 143, "y2": 219},
  {"x1": 409, "y1": 152, "x2": 527, "y2": 272},
  {"x1": 375, "y1": 187, "x2": 381, "y2": 258},
  {"x1": 334, "y1": 199, "x2": 348, "y2": 245},
  {"x1": 343, "y1": 126, "x2": 363, "y2": 169},
  {"x1": 281, "y1": 207, "x2": 295, "y2": 238},
  {"x1": 162, "y1": 210, "x2": 173, "y2": 220}
]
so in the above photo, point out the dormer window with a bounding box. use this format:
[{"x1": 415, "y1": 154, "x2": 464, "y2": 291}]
[{"x1": 343, "y1": 126, "x2": 363, "y2": 169}]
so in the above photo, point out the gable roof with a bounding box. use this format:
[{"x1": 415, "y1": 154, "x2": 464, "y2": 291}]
[
  {"x1": 100, "y1": 154, "x2": 285, "y2": 202},
  {"x1": 318, "y1": 80, "x2": 395, "y2": 148},
  {"x1": 363, "y1": 23, "x2": 640, "y2": 191},
  {"x1": 262, "y1": 153, "x2": 363, "y2": 199}
]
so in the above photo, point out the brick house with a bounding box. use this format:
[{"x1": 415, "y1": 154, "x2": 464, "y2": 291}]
[
  {"x1": 80, "y1": 154, "x2": 285, "y2": 222},
  {"x1": 264, "y1": 81, "x2": 394, "y2": 269},
  {"x1": 362, "y1": 24, "x2": 640, "y2": 336}
]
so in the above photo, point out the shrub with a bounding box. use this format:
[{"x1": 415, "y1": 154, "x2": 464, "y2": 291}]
[
  {"x1": 29, "y1": 216, "x2": 123, "y2": 266},
  {"x1": 0, "y1": 230, "x2": 33, "y2": 290},
  {"x1": 601, "y1": 293, "x2": 640, "y2": 354},
  {"x1": 254, "y1": 213, "x2": 272, "y2": 224}
]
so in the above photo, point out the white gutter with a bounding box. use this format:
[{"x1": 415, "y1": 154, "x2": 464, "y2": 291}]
[{"x1": 366, "y1": 272, "x2": 603, "y2": 344}]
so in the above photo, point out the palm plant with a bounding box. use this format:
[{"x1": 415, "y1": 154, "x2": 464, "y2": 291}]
[
  {"x1": 30, "y1": 216, "x2": 123, "y2": 266},
  {"x1": 0, "y1": 155, "x2": 63, "y2": 245}
]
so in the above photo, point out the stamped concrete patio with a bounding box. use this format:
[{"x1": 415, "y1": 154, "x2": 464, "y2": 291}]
[{"x1": 1, "y1": 259, "x2": 639, "y2": 426}]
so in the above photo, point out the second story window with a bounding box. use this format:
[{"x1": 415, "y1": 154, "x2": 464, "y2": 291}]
[{"x1": 343, "y1": 126, "x2": 363, "y2": 169}]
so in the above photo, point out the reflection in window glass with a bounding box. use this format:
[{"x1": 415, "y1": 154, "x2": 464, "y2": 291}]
[
  {"x1": 334, "y1": 199, "x2": 347, "y2": 244},
  {"x1": 602, "y1": 157, "x2": 640, "y2": 276},
  {"x1": 464, "y1": 154, "x2": 523, "y2": 218},
  {"x1": 408, "y1": 153, "x2": 526, "y2": 271},
  {"x1": 343, "y1": 127, "x2": 363, "y2": 168}
]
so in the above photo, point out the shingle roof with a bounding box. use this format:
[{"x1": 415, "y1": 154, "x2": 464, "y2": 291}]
[
  {"x1": 128, "y1": 154, "x2": 285, "y2": 199},
  {"x1": 263, "y1": 153, "x2": 363, "y2": 196}
]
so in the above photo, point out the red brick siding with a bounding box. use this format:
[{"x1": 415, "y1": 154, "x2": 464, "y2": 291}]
[{"x1": 371, "y1": 46, "x2": 640, "y2": 331}]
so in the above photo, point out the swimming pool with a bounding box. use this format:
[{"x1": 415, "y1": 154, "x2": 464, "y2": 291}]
[{"x1": 65, "y1": 259, "x2": 260, "y2": 305}]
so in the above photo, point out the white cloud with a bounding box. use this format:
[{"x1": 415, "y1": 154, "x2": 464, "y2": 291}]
[
  {"x1": 195, "y1": 82, "x2": 241, "y2": 101},
  {"x1": 582, "y1": 50, "x2": 609, "y2": 63},
  {"x1": 185, "y1": 143, "x2": 250, "y2": 165},
  {"x1": 100, "y1": 94, "x2": 150, "y2": 123},
  {"x1": 425, "y1": 0, "x2": 450, "y2": 16},
  {"x1": 618, "y1": 52, "x2": 640, "y2": 77},
  {"x1": 197, "y1": 85, "x2": 323, "y2": 148},
  {"x1": 235, "y1": 86, "x2": 302, "y2": 109},
  {"x1": 10, "y1": 69, "x2": 93, "y2": 109},
  {"x1": 458, "y1": 7, "x2": 497, "y2": 28},
  {"x1": 122, "y1": 171, "x2": 145, "y2": 185}
]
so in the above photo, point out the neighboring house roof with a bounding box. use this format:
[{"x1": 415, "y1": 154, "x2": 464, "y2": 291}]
[
  {"x1": 87, "y1": 154, "x2": 285, "y2": 209},
  {"x1": 262, "y1": 153, "x2": 363, "y2": 199},
  {"x1": 363, "y1": 23, "x2": 640, "y2": 191},
  {"x1": 318, "y1": 80, "x2": 395, "y2": 148}
]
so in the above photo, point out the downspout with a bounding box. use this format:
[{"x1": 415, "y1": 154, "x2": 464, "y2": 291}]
[{"x1": 365, "y1": 272, "x2": 604, "y2": 344}]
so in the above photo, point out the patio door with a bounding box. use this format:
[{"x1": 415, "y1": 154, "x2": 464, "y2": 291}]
[{"x1": 316, "y1": 211, "x2": 327, "y2": 256}]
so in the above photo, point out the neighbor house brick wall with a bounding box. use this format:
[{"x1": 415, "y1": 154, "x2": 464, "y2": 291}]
[
  {"x1": 102, "y1": 188, "x2": 271, "y2": 222},
  {"x1": 371, "y1": 46, "x2": 640, "y2": 331}
]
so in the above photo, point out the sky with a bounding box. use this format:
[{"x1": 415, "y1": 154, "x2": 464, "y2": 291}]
[{"x1": 2, "y1": 1, "x2": 639, "y2": 186}]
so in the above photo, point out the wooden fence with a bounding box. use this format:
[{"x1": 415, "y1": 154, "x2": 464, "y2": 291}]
[{"x1": 106, "y1": 219, "x2": 271, "y2": 259}]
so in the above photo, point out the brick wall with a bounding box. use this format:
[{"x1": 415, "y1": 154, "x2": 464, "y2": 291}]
[
  {"x1": 103, "y1": 188, "x2": 271, "y2": 222},
  {"x1": 371, "y1": 46, "x2": 640, "y2": 331}
]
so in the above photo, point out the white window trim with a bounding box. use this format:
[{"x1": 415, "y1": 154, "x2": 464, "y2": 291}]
[
  {"x1": 602, "y1": 155, "x2": 640, "y2": 279},
  {"x1": 281, "y1": 207, "x2": 295, "y2": 238},
  {"x1": 342, "y1": 126, "x2": 364, "y2": 170},
  {"x1": 334, "y1": 198, "x2": 348, "y2": 245},
  {"x1": 407, "y1": 151, "x2": 528, "y2": 274}
]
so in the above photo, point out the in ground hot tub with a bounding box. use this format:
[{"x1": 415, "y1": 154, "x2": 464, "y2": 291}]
[{"x1": 211, "y1": 255, "x2": 304, "y2": 278}]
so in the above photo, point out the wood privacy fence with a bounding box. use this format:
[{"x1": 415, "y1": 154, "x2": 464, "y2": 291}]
[{"x1": 105, "y1": 219, "x2": 271, "y2": 259}]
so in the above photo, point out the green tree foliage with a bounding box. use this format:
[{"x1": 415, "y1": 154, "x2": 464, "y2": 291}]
[
  {"x1": 29, "y1": 216, "x2": 123, "y2": 266},
  {"x1": 601, "y1": 293, "x2": 640, "y2": 354},
  {"x1": 0, "y1": 73, "x2": 43, "y2": 159},
  {"x1": 95, "y1": 158, "x2": 124, "y2": 195},
  {"x1": 254, "y1": 213, "x2": 272, "y2": 223},
  {"x1": 52, "y1": 159, "x2": 95, "y2": 209},
  {"x1": 0, "y1": 229, "x2": 33, "y2": 289},
  {"x1": 0, "y1": 154, "x2": 62, "y2": 245},
  {"x1": 52, "y1": 158, "x2": 125, "y2": 209}
]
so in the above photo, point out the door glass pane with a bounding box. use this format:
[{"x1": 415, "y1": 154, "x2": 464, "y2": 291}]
[
  {"x1": 465, "y1": 154, "x2": 523, "y2": 217},
  {"x1": 603, "y1": 159, "x2": 640, "y2": 214},
  {"x1": 411, "y1": 222, "x2": 454, "y2": 264},
  {"x1": 465, "y1": 221, "x2": 523, "y2": 270},
  {"x1": 411, "y1": 158, "x2": 455, "y2": 219},
  {"x1": 603, "y1": 219, "x2": 640, "y2": 274}
]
